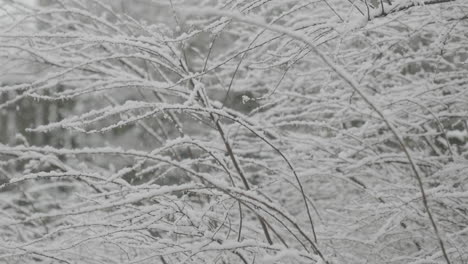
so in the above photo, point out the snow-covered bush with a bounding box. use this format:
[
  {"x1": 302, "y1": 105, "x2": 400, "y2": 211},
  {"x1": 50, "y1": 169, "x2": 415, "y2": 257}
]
[{"x1": 1, "y1": 0, "x2": 467, "y2": 263}]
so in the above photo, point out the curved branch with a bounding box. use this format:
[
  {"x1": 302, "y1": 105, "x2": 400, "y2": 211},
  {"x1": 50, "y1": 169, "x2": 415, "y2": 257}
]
[{"x1": 193, "y1": 8, "x2": 452, "y2": 264}]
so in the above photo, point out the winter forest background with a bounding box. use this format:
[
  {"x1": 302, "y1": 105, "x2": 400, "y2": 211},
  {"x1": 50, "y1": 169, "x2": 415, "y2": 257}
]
[{"x1": 0, "y1": 0, "x2": 467, "y2": 263}]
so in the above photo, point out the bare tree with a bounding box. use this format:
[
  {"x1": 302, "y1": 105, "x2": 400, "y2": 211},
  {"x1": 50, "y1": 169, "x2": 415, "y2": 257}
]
[{"x1": 1, "y1": 0, "x2": 467, "y2": 263}]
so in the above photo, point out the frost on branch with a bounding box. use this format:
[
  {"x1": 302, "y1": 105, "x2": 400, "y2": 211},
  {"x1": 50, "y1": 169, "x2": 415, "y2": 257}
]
[{"x1": 0, "y1": 0, "x2": 467, "y2": 264}]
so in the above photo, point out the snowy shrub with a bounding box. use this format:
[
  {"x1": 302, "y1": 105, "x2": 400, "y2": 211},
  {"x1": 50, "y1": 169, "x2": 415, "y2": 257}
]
[{"x1": 0, "y1": 0, "x2": 467, "y2": 263}]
